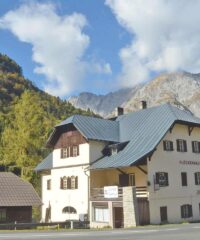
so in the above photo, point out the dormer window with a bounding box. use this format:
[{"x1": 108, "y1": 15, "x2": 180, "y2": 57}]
[{"x1": 111, "y1": 147, "x2": 118, "y2": 155}]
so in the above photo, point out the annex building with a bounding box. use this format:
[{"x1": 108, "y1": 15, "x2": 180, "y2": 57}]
[{"x1": 36, "y1": 103, "x2": 200, "y2": 228}]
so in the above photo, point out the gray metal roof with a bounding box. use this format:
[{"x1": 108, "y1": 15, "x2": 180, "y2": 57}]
[
  {"x1": 91, "y1": 104, "x2": 200, "y2": 169},
  {"x1": 56, "y1": 115, "x2": 119, "y2": 142},
  {"x1": 0, "y1": 172, "x2": 41, "y2": 206},
  {"x1": 35, "y1": 153, "x2": 53, "y2": 172}
]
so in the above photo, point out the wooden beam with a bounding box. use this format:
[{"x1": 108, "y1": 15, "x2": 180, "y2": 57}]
[
  {"x1": 136, "y1": 166, "x2": 147, "y2": 175},
  {"x1": 117, "y1": 168, "x2": 127, "y2": 175},
  {"x1": 188, "y1": 126, "x2": 194, "y2": 136}
]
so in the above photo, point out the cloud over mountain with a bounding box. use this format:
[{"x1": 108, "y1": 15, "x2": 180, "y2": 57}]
[{"x1": 106, "y1": 0, "x2": 200, "y2": 87}]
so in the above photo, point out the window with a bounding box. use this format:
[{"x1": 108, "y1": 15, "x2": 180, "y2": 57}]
[
  {"x1": 181, "y1": 204, "x2": 193, "y2": 218},
  {"x1": 192, "y1": 141, "x2": 200, "y2": 153},
  {"x1": 47, "y1": 179, "x2": 51, "y2": 190},
  {"x1": 61, "y1": 148, "x2": 69, "y2": 158},
  {"x1": 62, "y1": 206, "x2": 77, "y2": 214},
  {"x1": 0, "y1": 209, "x2": 6, "y2": 221},
  {"x1": 181, "y1": 172, "x2": 187, "y2": 186},
  {"x1": 176, "y1": 139, "x2": 187, "y2": 152},
  {"x1": 194, "y1": 172, "x2": 200, "y2": 185},
  {"x1": 94, "y1": 206, "x2": 109, "y2": 222},
  {"x1": 60, "y1": 176, "x2": 78, "y2": 189},
  {"x1": 72, "y1": 146, "x2": 78, "y2": 157},
  {"x1": 129, "y1": 174, "x2": 135, "y2": 186},
  {"x1": 163, "y1": 140, "x2": 173, "y2": 151},
  {"x1": 155, "y1": 172, "x2": 169, "y2": 187},
  {"x1": 111, "y1": 147, "x2": 118, "y2": 155}
]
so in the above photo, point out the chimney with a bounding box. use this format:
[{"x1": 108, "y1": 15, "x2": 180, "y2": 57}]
[
  {"x1": 115, "y1": 107, "x2": 124, "y2": 116},
  {"x1": 141, "y1": 100, "x2": 147, "y2": 109}
]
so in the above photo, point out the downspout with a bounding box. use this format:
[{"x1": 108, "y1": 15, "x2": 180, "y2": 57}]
[{"x1": 84, "y1": 167, "x2": 90, "y2": 221}]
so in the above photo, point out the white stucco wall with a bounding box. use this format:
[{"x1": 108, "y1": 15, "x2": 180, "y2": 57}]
[
  {"x1": 41, "y1": 140, "x2": 105, "y2": 222},
  {"x1": 148, "y1": 123, "x2": 200, "y2": 224}
]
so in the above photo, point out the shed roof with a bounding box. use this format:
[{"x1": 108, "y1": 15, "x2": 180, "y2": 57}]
[{"x1": 0, "y1": 172, "x2": 41, "y2": 206}]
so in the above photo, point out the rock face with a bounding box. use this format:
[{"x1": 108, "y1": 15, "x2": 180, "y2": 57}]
[
  {"x1": 122, "y1": 72, "x2": 200, "y2": 118},
  {"x1": 69, "y1": 72, "x2": 200, "y2": 118},
  {"x1": 68, "y1": 86, "x2": 142, "y2": 117}
]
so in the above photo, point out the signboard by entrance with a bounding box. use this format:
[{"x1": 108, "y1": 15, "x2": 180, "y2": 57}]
[{"x1": 104, "y1": 186, "x2": 118, "y2": 198}]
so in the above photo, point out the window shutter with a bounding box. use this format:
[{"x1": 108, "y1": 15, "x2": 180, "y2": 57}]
[
  {"x1": 155, "y1": 172, "x2": 159, "y2": 184},
  {"x1": 163, "y1": 141, "x2": 167, "y2": 151},
  {"x1": 195, "y1": 172, "x2": 198, "y2": 185},
  {"x1": 181, "y1": 205, "x2": 184, "y2": 218},
  {"x1": 192, "y1": 141, "x2": 195, "y2": 153},
  {"x1": 70, "y1": 146, "x2": 73, "y2": 157},
  {"x1": 176, "y1": 140, "x2": 180, "y2": 151},
  {"x1": 189, "y1": 205, "x2": 193, "y2": 217},
  {"x1": 165, "y1": 173, "x2": 169, "y2": 186},
  {"x1": 75, "y1": 176, "x2": 78, "y2": 189},
  {"x1": 67, "y1": 147, "x2": 69, "y2": 158},
  {"x1": 77, "y1": 146, "x2": 79, "y2": 156},
  {"x1": 67, "y1": 177, "x2": 71, "y2": 189},
  {"x1": 61, "y1": 149, "x2": 63, "y2": 158},
  {"x1": 170, "y1": 141, "x2": 173, "y2": 151},
  {"x1": 60, "y1": 178, "x2": 63, "y2": 189},
  {"x1": 183, "y1": 140, "x2": 187, "y2": 152}
]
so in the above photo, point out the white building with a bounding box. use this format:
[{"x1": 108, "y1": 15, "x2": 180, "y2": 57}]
[{"x1": 36, "y1": 103, "x2": 200, "y2": 227}]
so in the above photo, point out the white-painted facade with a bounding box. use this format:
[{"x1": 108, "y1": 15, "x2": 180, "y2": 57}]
[{"x1": 39, "y1": 114, "x2": 200, "y2": 226}]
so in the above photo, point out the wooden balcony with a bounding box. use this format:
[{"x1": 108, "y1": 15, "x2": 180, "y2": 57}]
[{"x1": 90, "y1": 186, "x2": 148, "y2": 201}]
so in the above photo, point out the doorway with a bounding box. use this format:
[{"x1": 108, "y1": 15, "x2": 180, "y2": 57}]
[
  {"x1": 160, "y1": 206, "x2": 168, "y2": 223},
  {"x1": 113, "y1": 207, "x2": 123, "y2": 228}
]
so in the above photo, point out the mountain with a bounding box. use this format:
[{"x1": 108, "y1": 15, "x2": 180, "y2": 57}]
[
  {"x1": 122, "y1": 72, "x2": 200, "y2": 118},
  {"x1": 68, "y1": 85, "x2": 143, "y2": 117},
  {"x1": 69, "y1": 72, "x2": 200, "y2": 118}
]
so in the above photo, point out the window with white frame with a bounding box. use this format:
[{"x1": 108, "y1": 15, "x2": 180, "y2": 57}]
[
  {"x1": 176, "y1": 139, "x2": 187, "y2": 152},
  {"x1": 72, "y1": 146, "x2": 78, "y2": 157},
  {"x1": 195, "y1": 172, "x2": 200, "y2": 185},
  {"x1": 61, "y1": 148, "x2": 69, "y2": 158},
  {"x1": 94, "y1": 206, "x2": 109, "y2": 222},
  {"x1": 163, "y1": 140, "x2": 173, "y2": 151},
  {"x1": 192, "y1": 141, "x2": 200, "y2": 153}
]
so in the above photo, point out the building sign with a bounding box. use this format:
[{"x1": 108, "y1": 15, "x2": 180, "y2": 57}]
[
  {"x1": 104, "y1": 186, "x2": 118, "y2": 198},
  {"x1": 179, "y1": 160, "x2": 200, "y2": 165}
]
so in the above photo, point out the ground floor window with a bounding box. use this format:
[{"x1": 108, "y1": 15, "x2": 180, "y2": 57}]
[
  {"x1": 0, "y1": 209, "x2": 6, "y2": 221},
  {"x1": 94, "y1": 206, "x2": 109, "y2": 222},
  {"x1": 181, "y1": 204, "x2": 193, "y2": 218}
]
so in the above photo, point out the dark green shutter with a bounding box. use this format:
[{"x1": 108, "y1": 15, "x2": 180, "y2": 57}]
[
  {"x1": 163, "y1": 141, "x2": 167, "y2": 151},
  {"x1": 183, "y1": 140, "x2": 187, "y2": 152},
  {"x1": 176, "y1": 140, "x2": 180, "y2": 151},
  {"x1": 170, "y1": 141, "x2": 173, "y2": 151}
]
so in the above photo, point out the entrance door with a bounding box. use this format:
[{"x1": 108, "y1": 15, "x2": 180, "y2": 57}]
[
  {"x1": 137, "y1": 198, "x2": 150, "y2": 225},
  {"x1": 113, "y1": 207, "x2": 123, "y2": 228},
  {"x1": 160, "y1": 206, "x2": 168, "y2": 223}
]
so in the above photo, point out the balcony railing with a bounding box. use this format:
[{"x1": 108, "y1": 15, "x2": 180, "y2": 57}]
[{"x1": 90, "y1": 186, "x2": 148, "y2": 201}]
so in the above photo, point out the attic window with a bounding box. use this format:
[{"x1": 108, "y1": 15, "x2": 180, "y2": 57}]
[{"x1": 111, "y1": 147, "x2": 118, "y2": 155}]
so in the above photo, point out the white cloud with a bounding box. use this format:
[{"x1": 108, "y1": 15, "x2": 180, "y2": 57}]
[
  {"x1": 0, "y1": 2, "x2": 111, "y2": 96},
  {"x1": 106, "y1": 0, "x2": 200, "y2": 87}
]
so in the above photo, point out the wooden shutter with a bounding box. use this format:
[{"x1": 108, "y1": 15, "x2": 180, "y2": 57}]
[
  {"x1": 163, "y1": 141, "x2": 167, "y2": 151},
  {"x1": 155, "y1": 172, "x2": 160, "y2": 185},
  {"x1": 176, "y1": 140, "x2": 180, "y2": 151},
  {"x1": 181, "y1": 205, "x2": 184, "y2": 218},
  {"x1": 195, "y1": 172, "x2": 198, "y2": 185},
  {"x1": 192, "y1": 141, "x2": 195, "y2": 153},
  {"x1": 183, "y1": 140, "x2": 187, "y2": 152},
  {"x1": 67, "y1": 177, "x2": 71, "y2": 189},
  {"x1": 189, "y1": 205, "x2": 193, "y2": 217},
  {"x1": 170, "y1": 141, "x2": 173, "y2": 151},
  {"x1": 60, "y1": 177, "x2": 63, "y2": 189},
  {"x1": 75, "y1": 176, "x2": 78, "y2": 189},
  {"x1": 61, "y1": 149, "x2": 63, "y2": 158},
  {"x1": 77, "y1": 145, "x2": 79, "y2": 156}
]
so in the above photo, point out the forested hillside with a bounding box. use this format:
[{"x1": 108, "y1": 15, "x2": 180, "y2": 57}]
[{"x1": 0, "y1": 53, "x2": 94, "y2": 188}]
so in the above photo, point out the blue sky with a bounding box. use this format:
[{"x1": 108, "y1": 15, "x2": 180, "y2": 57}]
[{"x1": 0, "y1": 0, "x2": 200, "y2": 98}]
